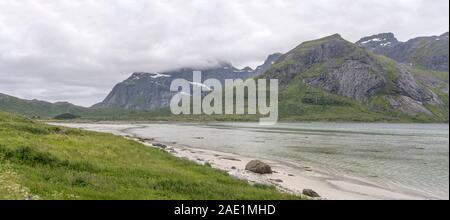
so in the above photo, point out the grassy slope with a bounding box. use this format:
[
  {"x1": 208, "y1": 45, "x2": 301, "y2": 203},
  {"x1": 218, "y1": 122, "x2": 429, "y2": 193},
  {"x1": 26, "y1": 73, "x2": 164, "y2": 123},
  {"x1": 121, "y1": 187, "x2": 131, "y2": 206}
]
[
  {"x1": 276, "y1": 69, "x2": 449, "y2": 123},
  {"x1": 0, "y1": 111, "x2": 299, "y2": 200},
  {"x1": 407, "y1": 36, "x2": 449, "y2": 71},
  {"x1": 0, "y1": 93, "x2": 162, "y2": 120},
  {"x1": 0, "y1": 93, "x2": 86, "y2": 117},
  {"x1": 255, "y1": 35, "x2": 450, "y2": 123}
]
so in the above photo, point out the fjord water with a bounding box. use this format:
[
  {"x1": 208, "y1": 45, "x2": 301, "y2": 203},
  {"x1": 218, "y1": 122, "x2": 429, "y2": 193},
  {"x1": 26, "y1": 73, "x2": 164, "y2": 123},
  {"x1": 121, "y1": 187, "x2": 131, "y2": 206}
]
[{"x1": 127, "y1": 123, "x2": 449, "y2": 199}]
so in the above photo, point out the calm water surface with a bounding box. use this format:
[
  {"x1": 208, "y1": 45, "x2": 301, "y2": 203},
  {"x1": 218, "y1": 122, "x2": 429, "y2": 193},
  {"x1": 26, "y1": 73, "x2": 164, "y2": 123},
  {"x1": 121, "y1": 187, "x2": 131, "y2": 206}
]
[{"x1": 126, "y1": 123, "x2": 449, "y2": 199}]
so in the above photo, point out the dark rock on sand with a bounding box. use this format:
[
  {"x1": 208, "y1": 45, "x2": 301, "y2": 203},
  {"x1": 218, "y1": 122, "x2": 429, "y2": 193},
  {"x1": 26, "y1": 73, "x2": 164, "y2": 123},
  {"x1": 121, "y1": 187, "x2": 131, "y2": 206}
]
[
  {"x1": 303, "y1": 189, "x2": 320, "y2": 198},
  {"x1": 245, "y1": 160, "x2": 272, "y2": 174},
  {"x1": 138, "y1": 137, "x2": 154, "y2": 142},
  {"x1": 271, "y1": 179, "x2": 283, "y2": 183},
  {"x1": 221, "y1": 157, "x2": 241, "y2": 161},
  {"x1": 152, "y1": 143, "x2": 167, "y2": 149},
  {"x1": 304, "y1": 167, "x2": 313, "y2": 172}
]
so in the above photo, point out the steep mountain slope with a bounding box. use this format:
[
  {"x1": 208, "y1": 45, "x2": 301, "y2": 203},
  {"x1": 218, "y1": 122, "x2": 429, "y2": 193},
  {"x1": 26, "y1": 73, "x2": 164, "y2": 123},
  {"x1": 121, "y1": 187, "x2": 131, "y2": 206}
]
[
  {"x1": 261, "y1": 34, "x2": 448, "y2": 122},
  {"x1": 253, "y1": 53, "x2": 283, "y2": 76},
  {"x1": 94, "y1": 61, "x2": 263, "y2": 110},
  {"x1": 0, "y1": 93, "x2": 86, "y2": 118},
  {"x1": 357, "y1": 32, "x2": 449, "y2": 71}
]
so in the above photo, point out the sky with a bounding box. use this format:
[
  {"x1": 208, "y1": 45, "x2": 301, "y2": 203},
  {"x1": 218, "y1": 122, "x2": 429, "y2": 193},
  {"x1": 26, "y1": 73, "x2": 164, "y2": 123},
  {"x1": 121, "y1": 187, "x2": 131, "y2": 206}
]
[{"x1": 0, "y1": 0, "x2": 449, "y2": 106}]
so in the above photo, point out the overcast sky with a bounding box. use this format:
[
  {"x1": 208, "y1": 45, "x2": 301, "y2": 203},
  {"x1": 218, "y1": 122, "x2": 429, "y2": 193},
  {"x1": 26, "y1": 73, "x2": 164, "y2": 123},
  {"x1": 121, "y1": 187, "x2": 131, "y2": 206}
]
[{"x1": 0, "y1": 0, "x2": 448, "y2": 106}]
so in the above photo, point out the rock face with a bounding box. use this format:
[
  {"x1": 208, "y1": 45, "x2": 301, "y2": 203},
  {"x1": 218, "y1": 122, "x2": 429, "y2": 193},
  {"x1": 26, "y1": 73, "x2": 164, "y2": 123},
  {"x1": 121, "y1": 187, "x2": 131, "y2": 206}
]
[
  {"x1": 93, "y1": 72, "x2": 175, "y2": 110},
  {"x1": 387, "y1": 95, "x2": 433, "y2": 116},
  {"x1": 302, "y1": 189, "x2": 320, "y2": 198},
  {"x1": 94, "y1": 59, "x2": 275, "y2": 110},
  {"x1": 263, "y1": 34, "x2": 360, "y2": 85},
  {"x1": 253, "y1": 53, "x2": 283, "y2": 76},
  {"x1": 356, "y1": 33, "x2": 400, "y2": 52},
  {"x1": 393, "y1": 65, "x2": 436, "y2": 104},
  {"x1": 260, "y1": 34, "x2": 447, "y2": 119},
  {"x1": 357, "y1": 32, "x2": 449, "y2": 72},
  {"x1": 245, "y1": 160, "x2": 272, "y2": 174},
  {"x1": 304, "y1": 59, "x2": 387, "y2": 102}
]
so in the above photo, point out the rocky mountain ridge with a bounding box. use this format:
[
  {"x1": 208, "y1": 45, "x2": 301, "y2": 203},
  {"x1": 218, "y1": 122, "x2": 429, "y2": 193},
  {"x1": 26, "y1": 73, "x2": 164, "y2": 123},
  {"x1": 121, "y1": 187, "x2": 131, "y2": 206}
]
[
  {"x1": 1, "y1": 32, "x2": 448, "y2": 122},
  {"x1": 357, "y1": 32, "x2": 449, "y2": 71},
  {"x1": 93, "y1": 61, "x2": 268, "y2": 110},
  {"x1": 261, "y1": 34, "x2": 448, "y2": 119}
]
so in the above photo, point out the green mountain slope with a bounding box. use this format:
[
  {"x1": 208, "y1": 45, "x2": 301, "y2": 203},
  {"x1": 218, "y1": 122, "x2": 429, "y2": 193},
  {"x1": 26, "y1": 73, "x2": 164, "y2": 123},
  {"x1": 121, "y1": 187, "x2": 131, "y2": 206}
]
[
  {"x1": 405, "y1": 33, "x2": 449, "y2": 71},
  {"x1": 0, "y1": 111, "x2": 299, "y2": 199},
  {"x1": 261, "y1": 34, "x2": 449, "y2": 122},
  {"x1": 0, "y1": 93, "x2": 86, "y2": 118}
]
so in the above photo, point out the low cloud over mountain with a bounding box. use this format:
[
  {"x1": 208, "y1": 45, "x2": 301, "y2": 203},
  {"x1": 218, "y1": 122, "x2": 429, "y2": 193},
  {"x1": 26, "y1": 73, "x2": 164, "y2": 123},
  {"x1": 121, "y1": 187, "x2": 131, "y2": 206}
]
[{"x1": 0, "y1": 0, "x2": 448, "y2": 106}]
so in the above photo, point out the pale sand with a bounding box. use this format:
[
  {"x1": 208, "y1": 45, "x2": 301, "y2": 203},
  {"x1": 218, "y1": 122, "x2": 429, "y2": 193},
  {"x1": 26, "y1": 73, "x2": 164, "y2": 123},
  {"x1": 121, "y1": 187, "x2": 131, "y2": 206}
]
[{"x1": 52, "y1": 122, "x2": 432, "y2": 200}]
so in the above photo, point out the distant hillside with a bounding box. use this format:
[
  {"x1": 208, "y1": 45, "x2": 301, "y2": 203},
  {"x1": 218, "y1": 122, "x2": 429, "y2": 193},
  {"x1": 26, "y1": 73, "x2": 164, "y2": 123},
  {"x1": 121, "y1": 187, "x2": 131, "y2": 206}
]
[
  {"x1": 0, "y1": 93, "x2": 173, "y2": 120},
  {"x1": 0, "y1": 93, "x2": 86, "y2": 118},
  {"x1": 357, "y1": 32, "x2": 449, "y2": 72}
]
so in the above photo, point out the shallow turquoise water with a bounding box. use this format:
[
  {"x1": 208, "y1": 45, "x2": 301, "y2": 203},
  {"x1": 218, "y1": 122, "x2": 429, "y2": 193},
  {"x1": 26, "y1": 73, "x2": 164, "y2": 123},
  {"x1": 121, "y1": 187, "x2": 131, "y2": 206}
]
[{"x1": 128, "y1": 122, "x2": 449, "y2": 199}]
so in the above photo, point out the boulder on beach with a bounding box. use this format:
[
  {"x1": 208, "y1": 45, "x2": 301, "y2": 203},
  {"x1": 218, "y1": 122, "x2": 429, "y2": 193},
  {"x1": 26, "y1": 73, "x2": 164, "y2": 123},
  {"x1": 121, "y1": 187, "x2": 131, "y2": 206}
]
[
  {"x1": 271, "y1": 179, "x2": 283, "y2": 183},
  {"x1": 152, "y1": 143, "x2": 167, "y2": 149},
  {"x1": 245, "y1": 160, "x2": 272, "y2": 174},
  {"x1": 303, "y1": 189, "x2": 320, "y2": 198},
  {"x1": 137, "y1": 137, "x2": 154, "y2": 142}
]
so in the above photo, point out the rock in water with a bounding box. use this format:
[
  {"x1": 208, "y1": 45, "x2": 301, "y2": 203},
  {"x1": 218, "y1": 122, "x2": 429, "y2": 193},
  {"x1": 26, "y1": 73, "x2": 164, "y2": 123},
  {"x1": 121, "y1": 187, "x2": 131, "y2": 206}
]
[
  {"x1": 303, "y1": 189, "x2": 320, "y2": 198},
  {"x1": 245, "y1": 160, "x2": 272, "y2": 174}
]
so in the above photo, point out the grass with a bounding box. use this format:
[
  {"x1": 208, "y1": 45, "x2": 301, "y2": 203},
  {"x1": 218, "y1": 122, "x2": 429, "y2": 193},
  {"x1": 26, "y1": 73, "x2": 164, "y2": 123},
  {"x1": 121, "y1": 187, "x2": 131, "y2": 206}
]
[
  {"x1": 373, "y1": 54, "x2": 401, "y2": 95},
  {"x1": 276, "y1": 78, "x2": 401, "y2": 122},
  {"x1": 0, "y1": 111, "x2": 301, "y2": 200},
  {"x1": 406, "y1": 37, "x2": 449, "y2": 71},
  {"x1": 0, "y1": 93, "x2": 85, "y2": 118}
]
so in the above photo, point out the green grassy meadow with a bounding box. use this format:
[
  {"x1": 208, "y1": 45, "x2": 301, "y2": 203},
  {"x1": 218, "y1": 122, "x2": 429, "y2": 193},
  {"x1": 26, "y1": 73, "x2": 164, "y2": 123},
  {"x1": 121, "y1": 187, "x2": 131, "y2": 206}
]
[{"x1": 0, "y1": 111, "x2": 300, "y2": 200}]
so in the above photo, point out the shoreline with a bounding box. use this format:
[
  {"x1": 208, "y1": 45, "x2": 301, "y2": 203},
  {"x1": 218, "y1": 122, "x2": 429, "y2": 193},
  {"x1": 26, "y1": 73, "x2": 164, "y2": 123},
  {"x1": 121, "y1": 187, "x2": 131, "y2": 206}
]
[
  {"x1": 134, "y1": 140, "x2": 431, "y2": 200},
  {"x1": 43, "y1": 119, "x2": 450, "y2": 125},
  {"x1": 52, "y1": 122, "x2": 438, "y2": 200}
]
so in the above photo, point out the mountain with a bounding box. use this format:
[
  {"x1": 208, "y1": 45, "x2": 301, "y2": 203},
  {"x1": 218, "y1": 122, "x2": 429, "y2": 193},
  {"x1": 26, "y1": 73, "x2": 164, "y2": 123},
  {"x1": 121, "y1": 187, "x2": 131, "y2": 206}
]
[
  {"x1": 94, "y1": 33, "x2": 448, "y2": 122},
  {"x1": 94, "y1": 61, "x2": 264, "y2": 110},
  {"x1": 253, "y1": 53, "x2": 283, "y2": 76},
  {"x1": 260, "y1": 34, "x2": 448, "y2": 121},
  {"x1": 2, "y1": 33, "x2": 448, "y2": 122},
  {"x1": 0, "y1": 93, "x2": 86, "y2": 118},
  {"x1": 357, "y1": 32, "x2": 449, "y2": 71}
]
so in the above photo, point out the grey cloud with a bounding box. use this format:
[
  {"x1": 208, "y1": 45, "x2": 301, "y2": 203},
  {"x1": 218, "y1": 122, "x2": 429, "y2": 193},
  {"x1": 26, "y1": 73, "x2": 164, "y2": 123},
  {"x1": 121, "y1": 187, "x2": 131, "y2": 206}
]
[{"x1": 0, "y1": 0, "x2": 448, "y2": 106}]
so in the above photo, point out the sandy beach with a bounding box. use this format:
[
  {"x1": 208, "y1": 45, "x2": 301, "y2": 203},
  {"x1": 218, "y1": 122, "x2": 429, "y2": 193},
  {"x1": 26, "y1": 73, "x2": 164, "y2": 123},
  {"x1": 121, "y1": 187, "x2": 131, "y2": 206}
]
[{"x1": 52, "y1": 122, "x2": 436, "y2": 200}]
